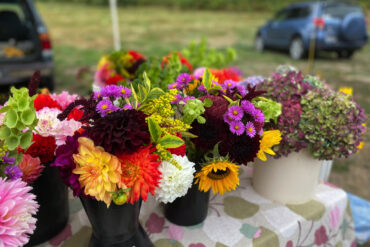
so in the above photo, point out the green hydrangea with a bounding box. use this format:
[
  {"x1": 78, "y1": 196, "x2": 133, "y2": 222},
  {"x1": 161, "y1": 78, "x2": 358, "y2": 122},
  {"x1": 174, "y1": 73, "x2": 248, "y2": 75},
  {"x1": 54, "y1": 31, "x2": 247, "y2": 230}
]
[
  {"x1": 0, "y1": 87, "x2": 38, "y2": 150},
  {"x1": 300, "y1": 89, "x2": 366, "y2": 160},
  {"x1": 252, "y1": 97, "x2": 281, "y2": 123},
  {"x1": 182, "y1": 99, "x2": 206, "y2": 125}
]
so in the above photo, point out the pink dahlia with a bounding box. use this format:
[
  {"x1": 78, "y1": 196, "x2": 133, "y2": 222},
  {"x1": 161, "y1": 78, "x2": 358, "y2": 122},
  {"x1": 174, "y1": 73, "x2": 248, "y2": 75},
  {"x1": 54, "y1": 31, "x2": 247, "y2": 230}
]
[
  {"x1": 50, "y1": 91, "x2": 78, "y2": 110},
  {"x1": 0, "y1": 178, "x2": 39, "y2": 246},
  {"x1": 18, "y1": 154, "x2": 44, "y2": 184}
]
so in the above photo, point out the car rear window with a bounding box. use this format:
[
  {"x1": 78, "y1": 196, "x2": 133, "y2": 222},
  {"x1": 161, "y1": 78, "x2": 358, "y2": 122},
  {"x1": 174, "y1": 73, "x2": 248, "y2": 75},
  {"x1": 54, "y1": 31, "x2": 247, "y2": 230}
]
[
  {"x1": 0, "y1": 0, "x2": 38, "y2": 61},
  {"x1": 322, "y1": 3, "x2": 363, "y2": 19}
]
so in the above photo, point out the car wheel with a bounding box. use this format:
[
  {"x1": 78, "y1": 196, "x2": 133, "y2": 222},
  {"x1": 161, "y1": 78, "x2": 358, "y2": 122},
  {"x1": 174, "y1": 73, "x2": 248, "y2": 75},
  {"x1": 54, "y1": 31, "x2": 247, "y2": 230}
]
[
  {"x1": 337, "y1": 50, "x2": 354, "y2": 59},
  {"x1": 255, "y1": 35, "x2": 264, "y2": 52},
  {"x1": 289, "y1": 37, "x2": 305, "y2": 60}
]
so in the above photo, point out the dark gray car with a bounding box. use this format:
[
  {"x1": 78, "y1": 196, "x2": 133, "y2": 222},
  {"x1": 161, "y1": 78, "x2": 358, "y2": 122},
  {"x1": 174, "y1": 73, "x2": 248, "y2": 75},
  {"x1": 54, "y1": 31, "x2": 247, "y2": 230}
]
[{"x1": 0, "y1": 0, "x2": 54, "y2": 90}]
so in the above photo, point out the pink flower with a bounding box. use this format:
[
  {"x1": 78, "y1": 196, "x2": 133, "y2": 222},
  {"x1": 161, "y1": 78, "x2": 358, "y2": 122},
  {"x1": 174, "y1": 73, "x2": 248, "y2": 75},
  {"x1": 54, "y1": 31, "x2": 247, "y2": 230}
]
[
  {"x1": 0, "y1": 178, "x2": 39, "y2": 246},
  {"x1": 314, "y1": 226, "x2": 328, "y2": 245},
  {"x1": 94, "y1": 62, "x2": 114, "y2": 88},
  {"x1": 50, "y1": 91, "x2": 78, "y2": 110},
  {"x1": 18, "y1": 154, "x2": 44, "y2": 184}
]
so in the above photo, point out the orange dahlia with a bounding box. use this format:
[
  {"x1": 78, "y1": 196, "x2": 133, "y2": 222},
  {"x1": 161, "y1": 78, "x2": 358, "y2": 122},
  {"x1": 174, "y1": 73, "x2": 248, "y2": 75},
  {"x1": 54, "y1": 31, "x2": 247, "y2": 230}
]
[{"x1": 117, "y1": 146, "x2": 161, "y2": 204}]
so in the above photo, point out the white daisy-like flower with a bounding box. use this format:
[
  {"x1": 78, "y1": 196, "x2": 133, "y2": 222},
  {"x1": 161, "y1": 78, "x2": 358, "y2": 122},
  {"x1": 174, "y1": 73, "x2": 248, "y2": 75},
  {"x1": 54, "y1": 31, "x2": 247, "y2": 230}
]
[{"x1": 155, "y1": 154, "x2": 195, "y2": 204}]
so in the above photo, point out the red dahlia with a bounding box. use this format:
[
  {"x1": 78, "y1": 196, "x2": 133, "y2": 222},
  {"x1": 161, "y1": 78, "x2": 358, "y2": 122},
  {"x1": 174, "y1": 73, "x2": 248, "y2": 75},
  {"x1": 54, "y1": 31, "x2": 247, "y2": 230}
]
[
  {"x1": 34, "y1": 94, "x2": 62, "y2": 111},
  {"x1": 25, "y1": 134, "x2": 57, "y2": 163}
]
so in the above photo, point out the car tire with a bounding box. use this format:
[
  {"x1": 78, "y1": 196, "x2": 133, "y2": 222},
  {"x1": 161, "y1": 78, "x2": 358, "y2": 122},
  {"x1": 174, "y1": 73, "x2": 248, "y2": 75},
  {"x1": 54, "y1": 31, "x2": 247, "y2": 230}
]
[
  {"x1": 255, "y1": 35, "x2": 264, "y2": 52},
  {"x1": 337, "y1": 50, "x2": 354, "y2": 59},
  {"x1": 289, "y1": 37, "x2": 305, "y2": 60}
]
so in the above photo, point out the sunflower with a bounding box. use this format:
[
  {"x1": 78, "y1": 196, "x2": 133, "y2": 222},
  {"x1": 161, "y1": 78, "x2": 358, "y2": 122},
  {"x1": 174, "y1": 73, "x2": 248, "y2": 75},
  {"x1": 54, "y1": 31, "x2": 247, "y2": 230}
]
[
  {"x1": 194, "y1": 160, "x2": 240, "y2": 195},
  {"x1": 256, "y1": 130, "x2": 282, "y2": 161}
]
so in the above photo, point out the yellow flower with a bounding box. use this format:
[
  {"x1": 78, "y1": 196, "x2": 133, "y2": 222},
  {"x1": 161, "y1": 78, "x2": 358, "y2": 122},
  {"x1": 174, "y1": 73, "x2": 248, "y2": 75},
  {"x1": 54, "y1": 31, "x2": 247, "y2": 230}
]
[
  {"x1": 356, "y1": 142, "x2": 364, "y2": 152},
  {"x1": 97, "y1": 56, "x2": 109, "y2": 69},
  {"x1": 73, "y1": 137, "x2": 125, "y2": 207},
  {"x1": 257, "y1": 130, "x2": 282, "y2": 161},
  {"x1": 186, "y1": 80, "x2": 200, "y2": 94},
  {"x1": 195, "y1": 160, "x2": 240, "y2": 195},
  {"x1": 338, "y1": 87, "x2": 353, "y2": 96}
]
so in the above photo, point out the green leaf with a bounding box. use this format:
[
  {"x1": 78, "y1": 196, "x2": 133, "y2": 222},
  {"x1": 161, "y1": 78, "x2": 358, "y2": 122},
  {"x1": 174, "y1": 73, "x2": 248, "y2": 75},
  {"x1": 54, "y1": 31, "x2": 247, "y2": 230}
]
[
  {"x1": 158, "y1": 134, "x2": 184, "y2": 148},
  {"x1": 0, "y1": 126, "x2": 11, "y2": 139},
  {"x1": 20, "y1": 130, "x2": 33, "y2": 149},
  {"x1": 147, "y1": 88, "x2": 165, "y2": 100},
  {"x1": 148, "y1": 117, "x2": 162, "y2": 143},
  {"x1": 0, "y1": 105, "x2": 10, "y2": 113},
  {"x1": 222, "y1": 95, "x2": 236, "y2": 105},
  {"x1": 142, "y1": 72, "x2": 151, "y2": 91},
  {"x1": 138, "y1": 85, "x2": 148, "y2": 103},
  {"x1": 130, "y1": 84, "x2": 139, "y2": 108},
  {"x1": 203, "y1": 98, "x2": 213, "y2": 108},
  {"x1": 179, "y1": 131, "x2": 198, "y2": 139},
  {"x1": 197, "y1": 116, "x2": 206, "y2": 124},
  {"x1": 202, "y1": 68, "x2": 212, "y2": 91},
  {"x1": 5, "y1": 109, "x2": 18, "y2": 128}
]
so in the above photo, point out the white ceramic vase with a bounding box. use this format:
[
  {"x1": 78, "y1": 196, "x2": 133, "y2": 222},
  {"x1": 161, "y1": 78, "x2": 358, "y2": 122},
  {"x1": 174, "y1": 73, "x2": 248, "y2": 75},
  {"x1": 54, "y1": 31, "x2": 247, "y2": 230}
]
[{"x1": 252, "y1": 149, "x2": 321, "y2": 204}]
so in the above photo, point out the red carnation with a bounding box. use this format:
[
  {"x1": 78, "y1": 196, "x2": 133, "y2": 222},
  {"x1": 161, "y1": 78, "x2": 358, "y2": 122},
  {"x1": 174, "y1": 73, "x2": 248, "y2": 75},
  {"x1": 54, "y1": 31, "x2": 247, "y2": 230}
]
[
  {"x1": 168, "y1": 133, "x2": 186, "y2": 157},
  {"x1": 34, "y1": 94, "x2": 62, "y2": 111},
  {"x1": 25, "y1": 134, "x2": 57, "y2": 163},
  {"x1": 67, "y1": 108, "x2": 84, "y2": 121},
  {"x1": 106, "y1": 74, "x2": 124, "y2": 85}
]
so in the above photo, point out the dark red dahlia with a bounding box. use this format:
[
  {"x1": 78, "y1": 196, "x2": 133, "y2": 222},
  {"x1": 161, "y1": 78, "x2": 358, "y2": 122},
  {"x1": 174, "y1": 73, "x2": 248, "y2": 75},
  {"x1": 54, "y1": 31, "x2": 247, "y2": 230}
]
[
  {"x1": 34, "y1": 94, "x2": 62, "y2": 111},
  {"x1": 25, "y1": 134, "x2": 57, "y2": 163},
  {"x1": 199, "y1": 95, "x2": 229, "y2": 121},
  {"x1": 85, "y1": 110, "x2": 150, "y2": 155}
]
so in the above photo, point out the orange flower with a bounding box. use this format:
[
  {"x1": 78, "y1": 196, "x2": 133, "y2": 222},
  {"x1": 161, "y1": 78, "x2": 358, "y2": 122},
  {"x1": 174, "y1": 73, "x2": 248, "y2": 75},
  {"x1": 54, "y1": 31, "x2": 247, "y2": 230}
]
[{"x1": 118, "y1": 146, "x2": 161, "y2": 204}]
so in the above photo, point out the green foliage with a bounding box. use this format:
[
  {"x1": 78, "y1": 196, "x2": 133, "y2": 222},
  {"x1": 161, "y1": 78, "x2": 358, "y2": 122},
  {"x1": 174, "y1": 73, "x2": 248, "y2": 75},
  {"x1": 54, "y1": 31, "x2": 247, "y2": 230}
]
[
  {"x1": 252, "y1": 97, "x2": 281, "y2": 123},
  {"x1": 0, "y1": 87, "x2": 37, "y2": 150},
  {"x1": 148, "y1": 117, "x2": 162, "y2": 143},
  {"x1": 158, "y1": 134, "x2": 184, "y2": 149},
  {"x1": 182, "y1": 38, "x2": 236, "y2": 69},
  {"x1": 303, "y1": 75, "x2": 325, "y2": 89},
  {"x1": 182, "y1": 99, "x2": 206, "y2": 125},
  {"x1": 135, "y1": 53, "x2": 190, "y2": 91}
]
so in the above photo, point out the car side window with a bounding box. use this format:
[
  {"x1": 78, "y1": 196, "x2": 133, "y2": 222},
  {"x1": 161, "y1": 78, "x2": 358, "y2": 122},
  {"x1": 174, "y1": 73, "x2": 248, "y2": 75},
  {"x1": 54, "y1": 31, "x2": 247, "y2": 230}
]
[
  {"x1": 286, "y1": 7, "x2": 311, "y2": 20},
  {"x1": 273, "y1": 8, "x2": 289, "y2": 22}
]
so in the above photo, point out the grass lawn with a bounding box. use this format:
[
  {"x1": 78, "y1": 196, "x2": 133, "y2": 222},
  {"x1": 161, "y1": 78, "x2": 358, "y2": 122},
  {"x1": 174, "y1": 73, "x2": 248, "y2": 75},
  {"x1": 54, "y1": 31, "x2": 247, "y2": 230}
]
[{"x1": 37, "y1": 2, "x2": 370, "y2": 200}]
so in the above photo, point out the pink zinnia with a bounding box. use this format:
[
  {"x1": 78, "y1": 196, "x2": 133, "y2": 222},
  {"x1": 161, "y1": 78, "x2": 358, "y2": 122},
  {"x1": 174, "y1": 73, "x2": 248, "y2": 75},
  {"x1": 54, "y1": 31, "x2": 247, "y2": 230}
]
[{"x1": 0, "y1": 178, "x2": 39, "y2": 246}]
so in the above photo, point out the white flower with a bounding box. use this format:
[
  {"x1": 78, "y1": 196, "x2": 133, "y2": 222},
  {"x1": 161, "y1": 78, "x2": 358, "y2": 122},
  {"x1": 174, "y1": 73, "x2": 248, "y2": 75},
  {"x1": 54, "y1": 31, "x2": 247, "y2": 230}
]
[{"x1": 155, "y1": 155, "x2": 195, "y2": 204}]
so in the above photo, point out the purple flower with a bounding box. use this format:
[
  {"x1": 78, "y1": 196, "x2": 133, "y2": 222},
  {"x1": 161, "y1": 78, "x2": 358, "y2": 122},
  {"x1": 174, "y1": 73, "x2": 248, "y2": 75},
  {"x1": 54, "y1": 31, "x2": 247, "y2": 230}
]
[
  {"x1": 224, "y1": 80, "x2": 237, "y2": 89},
  {"x1": 176, "y1": 73, "x2": 192, "y2": 85},
  {"x1": 258, "y1": 128, "x2": 264, "y2": 136},
  {"x1": 2, "y1": 152, "x2": 15, "y2": 165},
  {"x1": 236, "y1": 85, "x2": 247, "y2": 97},
  {"x1": 100, "y1": 85, "x2": 121, "y2": 98},
  {"x1": 241, "y1": 100, "x2": 256, "y2": 116},
  {"x1": 223, "y1": 112, "x2": 235, "y2": 124},
  {"x1": 96, "y1": 99, "x2": 119, "y2": 117},
  {"x1": 240, "y1": 76, "x2": 265, "y2": 88},
  {"x1": 227, "y1": 106, "x2": 244, "y2": 121},
  {"x1": 230, "y1": 121, "x2": 245, "y2": 135},
  {"x1": 122, "y1": 104, "x2": 133, "y2": 110},
  {"x1": 197, "y1": 84, "x2": 207, "y2": 93},
  {"x1": 5, "y1": 166, "x2": 23, "y2": 180},
  {"x1": 171, "y1": 94, "x2": 182, "y2": 104},
  {"x1": 168, "y1": 82, "x2": 180, "y2": 90},
  {"x1": 93, "y1": 91, "x2": 102, "y2": 100},
  {"x1": 254, "y1": 109, "x2": 265, "y2": 123},
  {"x1": 182, "y1": 96, "x2": 195, "y2": 103},
  {"x1": 118, "y1": 86, "x2": 131, "y2": 98},
  {"x1": 245, "y1": 122, "x2": 256, "y2": 138}
]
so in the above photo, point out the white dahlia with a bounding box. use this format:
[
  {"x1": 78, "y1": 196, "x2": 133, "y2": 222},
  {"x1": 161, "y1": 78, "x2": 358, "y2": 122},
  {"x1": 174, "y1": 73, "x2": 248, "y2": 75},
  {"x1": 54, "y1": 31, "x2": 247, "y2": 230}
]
[{"x1": 155, "y1": 155, "x2": 195, "y2": 203}]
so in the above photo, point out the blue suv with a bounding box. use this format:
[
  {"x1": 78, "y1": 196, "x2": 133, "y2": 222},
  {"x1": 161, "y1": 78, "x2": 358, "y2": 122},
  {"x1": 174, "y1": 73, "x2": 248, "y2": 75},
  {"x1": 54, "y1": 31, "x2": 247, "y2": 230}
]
[{"x1": 255, "y1": 1, "x2": 368, "y2": 59}]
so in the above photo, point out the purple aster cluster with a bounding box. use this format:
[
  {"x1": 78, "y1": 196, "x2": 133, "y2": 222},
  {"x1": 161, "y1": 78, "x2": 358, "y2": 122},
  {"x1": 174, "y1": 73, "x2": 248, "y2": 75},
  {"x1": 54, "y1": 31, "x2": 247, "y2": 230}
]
[
  {"x1": 2, "y1": 152, "x2": 15, "y2": 165},
  {"x1": 223, "y1": 100, "x2": 264, "y2": 137},
  {"x1": 220, "y1": 80, "x2": 247, "y2": 98},
  {"x1": 94, "y1": 85, "x2": 133, "y2": 117},
  {"x1": 96, "y1": 99, "x2": 120, "y2": 117},
  {"x1": 168, "y1": 73, "x2": 192, "y2": 90},
  {"x1": 4, "y1": 165, "x2": 23, "y2": 181}
]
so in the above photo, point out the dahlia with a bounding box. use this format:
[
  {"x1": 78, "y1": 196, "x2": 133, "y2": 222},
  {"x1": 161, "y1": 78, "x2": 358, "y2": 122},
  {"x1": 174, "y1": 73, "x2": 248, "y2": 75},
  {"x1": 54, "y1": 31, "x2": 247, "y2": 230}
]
[
  {"x1": 118, "y1": 146, "x2": 161, "y2": 204},
  {"x1": 86, "y1": 110, "x2": 150, "y2": 155},
  {"x1": 34, "y1": 94, "x2": 62, "y2": 111},
  {"x1": 35, "y1": 107, "x2": 62, "y2": 137},
  {"x1": 0, "y1": 178, "x2": 38, "y2": 246},
  {"x1": 25, "y1": 134, "x2": 57, "y2": 163},
  {"x1": 73, "y1": 137, "x2": 123, "y2": 207},
  {"x1": 18, "y1": 154, "x2": 44, "y2": 184},
  {"x1": 50, "y1": 91, "x2": 78, "y2": 110},
  {"x1": 155, "y1": 155, "x2": 195, "y2": 203}
]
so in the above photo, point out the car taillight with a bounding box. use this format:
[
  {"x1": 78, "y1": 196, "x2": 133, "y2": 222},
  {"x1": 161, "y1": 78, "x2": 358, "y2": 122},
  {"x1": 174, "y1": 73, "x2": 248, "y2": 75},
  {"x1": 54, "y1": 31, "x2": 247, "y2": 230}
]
[
  {"x1": 313, "y1": 18, "x2": 325, "y2": 29},
  {"x1": 39, "y1": 33, "x2": 52, "y2": 57}
]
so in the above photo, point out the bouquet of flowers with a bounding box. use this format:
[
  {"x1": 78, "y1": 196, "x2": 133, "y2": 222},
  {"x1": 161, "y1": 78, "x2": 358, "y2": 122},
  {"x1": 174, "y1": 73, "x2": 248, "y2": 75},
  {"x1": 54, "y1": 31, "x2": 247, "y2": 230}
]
[
  {"x1": 93, "y1": 50, "x2": 146, "y2": 91},
  {"x1": 168, "y1": 69, "x2": 282, "y2": 195},
  {"x1": 56, "y1": 73, "x2": 199, "y2": 206},
  {"x1": 257, "y1": 68, "x2": 366, "y2": 160}
]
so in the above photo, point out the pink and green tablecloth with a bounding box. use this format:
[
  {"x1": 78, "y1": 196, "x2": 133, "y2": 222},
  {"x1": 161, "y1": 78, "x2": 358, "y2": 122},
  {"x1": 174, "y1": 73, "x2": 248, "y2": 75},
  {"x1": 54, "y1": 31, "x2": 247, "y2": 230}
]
[{"x1": 38, "y1": 167, "x2": 356, "y2": 247}]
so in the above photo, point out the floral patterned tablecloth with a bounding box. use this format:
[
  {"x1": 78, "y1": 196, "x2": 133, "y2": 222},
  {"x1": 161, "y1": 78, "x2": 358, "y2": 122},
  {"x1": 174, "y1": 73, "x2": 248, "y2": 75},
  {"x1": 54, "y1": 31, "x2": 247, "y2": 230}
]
[{"x1": 38, "y1": 167, "x2": 356, "y2": 247}]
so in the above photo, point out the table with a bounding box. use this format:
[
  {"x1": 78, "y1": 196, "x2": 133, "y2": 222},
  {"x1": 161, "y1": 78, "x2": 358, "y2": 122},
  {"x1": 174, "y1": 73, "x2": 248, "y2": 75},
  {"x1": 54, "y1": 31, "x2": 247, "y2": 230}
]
[{"x1": 38, "y1": 167, "x2": 356, "y2": 247}]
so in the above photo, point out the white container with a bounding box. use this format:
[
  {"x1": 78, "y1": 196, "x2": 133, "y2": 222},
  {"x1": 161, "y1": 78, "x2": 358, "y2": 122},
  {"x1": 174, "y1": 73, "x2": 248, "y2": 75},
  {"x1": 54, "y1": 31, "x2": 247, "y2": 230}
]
[{"x1": 252, "y1": 149, "x2": 321, "y2": 204}]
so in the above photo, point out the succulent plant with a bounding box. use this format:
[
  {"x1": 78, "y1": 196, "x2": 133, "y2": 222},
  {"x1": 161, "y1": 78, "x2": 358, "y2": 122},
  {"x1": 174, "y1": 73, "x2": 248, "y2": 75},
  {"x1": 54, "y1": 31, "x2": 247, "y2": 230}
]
[{"x1": 0, "y1": 87, "x2": 38, "y2": 150}]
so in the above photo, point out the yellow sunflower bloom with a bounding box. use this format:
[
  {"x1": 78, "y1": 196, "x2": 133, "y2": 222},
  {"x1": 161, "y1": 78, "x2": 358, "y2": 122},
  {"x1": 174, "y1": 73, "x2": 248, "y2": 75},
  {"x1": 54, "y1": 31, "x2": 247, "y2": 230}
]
[
  {"x1": 73, "y1": 137, "x2": 125, "y2": 207},
  {"x1": 257, "y1": 130, "x2": 282, "y2": 161},
  {"x1": 338, "y1": 87, "x2": 353, "y2": 96},
  {"x1": 194, "y1": 160, "x2": 240, "y2": 195}
]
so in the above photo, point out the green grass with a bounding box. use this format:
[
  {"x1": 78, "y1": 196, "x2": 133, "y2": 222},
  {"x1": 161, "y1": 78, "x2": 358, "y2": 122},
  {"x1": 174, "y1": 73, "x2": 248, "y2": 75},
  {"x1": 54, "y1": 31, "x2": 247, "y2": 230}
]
[{"x1": 37, "y1": 2, "x2": 370, "y2": 199}]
